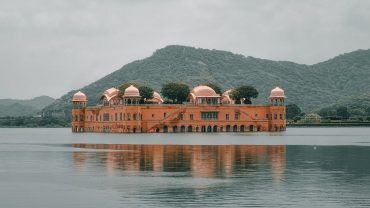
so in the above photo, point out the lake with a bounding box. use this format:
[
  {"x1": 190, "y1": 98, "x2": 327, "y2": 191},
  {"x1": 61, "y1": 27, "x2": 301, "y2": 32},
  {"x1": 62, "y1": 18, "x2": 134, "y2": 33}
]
[{"x1": 0, "y1": 128, "x2": 370, "y2": 207}]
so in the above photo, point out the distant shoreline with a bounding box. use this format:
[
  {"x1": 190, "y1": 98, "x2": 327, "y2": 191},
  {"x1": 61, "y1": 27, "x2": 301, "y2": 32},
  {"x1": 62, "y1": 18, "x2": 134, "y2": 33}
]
[{"x1": 288, "y1": 123, "x2": 370, "y2": 127}]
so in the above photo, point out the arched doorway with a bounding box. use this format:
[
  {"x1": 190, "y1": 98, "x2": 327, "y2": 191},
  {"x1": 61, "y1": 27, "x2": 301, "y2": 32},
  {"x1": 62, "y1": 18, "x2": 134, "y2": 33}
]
[
  {"x1": 163, "y1": 125, "x2": 168, "y2": 133},
  {"x1": 207, "y1": 125, "x2": 212, "y2": 132},
  {"x1": 233, "y1": 125, "x2": 238, "y2": 132},
  {"x1": 213, "y1": 125, "x2": 218, "y2": 132},
  {"x1": 156, "y1": 128, "x2": 160, "y2": 133},
  {"x1": 133, "y1": 128, "x2": 137, "y2": 133},
  {"x1": 249, "y1": 125, "x2": 254, "y2": 132},
  {"x1": 180, "y1": 125, "x2": 186, "y2": 133},
  {"x1": 226, "y1": 125, "x2": 231, "y2": 132},
  {"x1": 201, "y1": 126, "x2": 206, "y2": 132},
  {"x1": 173, "y1": 126, "x2": 178, "y2": 133},
  {"x1": 240, "y1": 125, "x2": 245, "y2": 132},
  {"x1": 188, "y1": 125, "x2": 193, "y2": 132}
]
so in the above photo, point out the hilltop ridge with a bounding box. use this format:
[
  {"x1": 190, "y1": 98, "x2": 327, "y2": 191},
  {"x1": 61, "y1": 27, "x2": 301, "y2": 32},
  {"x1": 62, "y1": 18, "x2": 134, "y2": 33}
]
[
  {"x1": 42, "y1": 45, "x2": 370, "y2": 119},
  {"x1": 0, "y1": 96, "x2": 55, "y2": 117}
]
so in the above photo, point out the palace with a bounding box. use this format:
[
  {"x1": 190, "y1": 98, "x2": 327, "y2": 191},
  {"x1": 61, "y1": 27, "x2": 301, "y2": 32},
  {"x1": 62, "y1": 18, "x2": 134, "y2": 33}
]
[{"x1": 72, "y1": 85, "x2": 286, "y2": 133}]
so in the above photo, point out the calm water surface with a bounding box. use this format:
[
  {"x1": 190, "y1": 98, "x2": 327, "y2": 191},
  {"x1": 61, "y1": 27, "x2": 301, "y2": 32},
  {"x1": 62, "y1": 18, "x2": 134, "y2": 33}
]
[{"x1": 0, "y1": 128, "x2": 370, "y2": 207}]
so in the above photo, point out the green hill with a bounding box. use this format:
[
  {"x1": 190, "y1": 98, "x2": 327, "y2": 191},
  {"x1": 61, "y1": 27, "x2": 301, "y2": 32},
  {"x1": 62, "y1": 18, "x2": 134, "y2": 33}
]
[
  {"x1": 318, "y1": 92, "x2": 370, "y2": 118},
  {"x1": 42, "y1": 45, "x2": 370, "y2": 119},
  {"x1": 0, "y1": 96, "x2": 55, "y2": 117}
]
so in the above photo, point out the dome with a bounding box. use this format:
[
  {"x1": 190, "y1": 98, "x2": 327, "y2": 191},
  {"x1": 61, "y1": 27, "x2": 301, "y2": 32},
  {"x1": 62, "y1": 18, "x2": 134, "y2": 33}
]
[
  {"x1": 221, "y1": 89, "x2": 234, "y2": 104},
  {"x1": 147, "y1": 91, "x2": 163, "y2": 103},
  {"x1": 123, "y1": 85, "x2": 140, "y2": 97},
  {"x1": 104, "y1": 88, "x2": 119, "y2": 97},
  {"x1": 153, "y1": 91, "x2": 164, "y2": 102},
  {"x1": 191, "y1": 85, "x2": 219, "y2": 97},
  {"x1": 269, "y1": 87, "x2": 286, "y2": 98},
  {"x1": 72, "y1": 91, "x2": 87, "y2": 102},
  {"x1": 103, "y1": 87, "x2": 119, "y2": 101},
  {"x1": 222, "y1": 89, "x2": 232, "y2": 96}
]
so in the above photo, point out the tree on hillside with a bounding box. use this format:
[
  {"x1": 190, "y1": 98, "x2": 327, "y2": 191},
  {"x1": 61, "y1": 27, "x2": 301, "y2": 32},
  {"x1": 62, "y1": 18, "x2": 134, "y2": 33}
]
[
  {"x1": 319, "y1": 107, "x2": 337, "y2": 118},
  {"x1": 365, "y1": 107, "x2": 370, "y2": 116},
  {"x1": 203, "y1": 82, "x2": 222, "y2": 94},
  {"x1": 118, "y1": 83, "x2": 139, "y2": 97},
  {"x1": 161, "y1": 83, "x2": 190, "y2": 104},
  {"x1": 138, "y1": 86, "x2": 154, "y2": 103},
  {"x1": 230, "y1": 85, "x2": 258, "y2": 104},
  {"x1": 337, "y1": 106, "x2": 350, "y2": 119},
  {"x1": 286, "y1": 104, "x2": 302, "y2": 120}
]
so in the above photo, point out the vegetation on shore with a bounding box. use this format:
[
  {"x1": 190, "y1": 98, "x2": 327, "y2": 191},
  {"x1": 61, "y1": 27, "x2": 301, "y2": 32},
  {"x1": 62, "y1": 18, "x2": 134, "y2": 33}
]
[
  {"x1": 0, "y1": 116, "x2": 70, "y2": 128},
  {"x1": 287, "y1": 103, "x2": 370, "y2": 125}
]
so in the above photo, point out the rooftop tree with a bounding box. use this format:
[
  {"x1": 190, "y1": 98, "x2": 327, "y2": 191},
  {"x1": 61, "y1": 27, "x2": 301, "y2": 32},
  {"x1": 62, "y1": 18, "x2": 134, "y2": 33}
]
[
  {"x1": 138, "y1": 86, "x2": 154, "y2": 103},
  {"x1": 230, "y1": 85, "x2": 258, "y2": 104},
  {"x1": 161, "y1": 82, "x2": 190, "y2": 104}
]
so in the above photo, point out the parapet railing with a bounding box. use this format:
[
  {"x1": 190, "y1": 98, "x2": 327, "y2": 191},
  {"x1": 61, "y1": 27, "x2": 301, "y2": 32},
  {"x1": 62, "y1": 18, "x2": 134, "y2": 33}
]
[{"x1": 87, "y1": 103, "x2": 272, "y2": 108}]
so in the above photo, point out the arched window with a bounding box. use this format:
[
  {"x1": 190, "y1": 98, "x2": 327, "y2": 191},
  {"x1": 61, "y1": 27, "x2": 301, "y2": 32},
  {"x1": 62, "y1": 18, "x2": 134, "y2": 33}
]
[
  {"x1": 240, "y1": 125, "x2": 245, "y2": 132},
  {"x1": 187, "y1": 125, "x2": 193, "y2": 132},
  {"x1": 226, "y1": 125, "x2": 231, "y2": 132},
  {"x1": 180, "y1": 125, "x2": 186, "y2": 133},
  {"x1": 207, "y1": 125, "x2": 212, "y2": 132},
  {"x1": 249, "y1": 125, "x2": 254, "y2": 132},
  {"x1": 163, "y1": 125, "x2": 168, "y2": 133},
  {"x1": 213, "y1": 125, "x2": 218, "y2": 132},
  {"x1": 201, "y1": 126, "x2": 206, "y2": 132},
  {"x1": 233, "y1": 125, "x2": 238, "y2": 132},
  {"x1": 173, "y1": 126, "x2": 178, "y2": 133}
]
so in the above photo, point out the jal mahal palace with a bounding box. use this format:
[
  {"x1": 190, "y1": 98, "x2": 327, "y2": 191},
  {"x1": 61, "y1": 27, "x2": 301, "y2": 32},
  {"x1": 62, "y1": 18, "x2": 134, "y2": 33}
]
[{"x1": 72, "y1": 85, "x2": 286, "y2": 133}]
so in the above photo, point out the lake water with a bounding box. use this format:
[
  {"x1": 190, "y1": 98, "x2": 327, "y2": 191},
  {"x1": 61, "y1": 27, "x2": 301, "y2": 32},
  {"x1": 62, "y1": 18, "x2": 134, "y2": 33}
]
[{"x1": 0, "y1": 128, "x2": 370, "y2": 208}]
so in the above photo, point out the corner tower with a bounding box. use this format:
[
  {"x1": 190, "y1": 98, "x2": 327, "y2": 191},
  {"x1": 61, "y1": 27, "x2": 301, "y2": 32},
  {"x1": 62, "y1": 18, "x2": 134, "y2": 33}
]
[
  {"x1": 72, "y1": 91, "x2": 87, "y2": 132},
  {"x1": 268, "y1": 87, "x2": 286, "y2": 131}
]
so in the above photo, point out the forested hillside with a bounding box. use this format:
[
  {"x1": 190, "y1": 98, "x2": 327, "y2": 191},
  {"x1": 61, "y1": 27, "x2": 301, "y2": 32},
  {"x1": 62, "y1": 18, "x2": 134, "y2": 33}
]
[
  {"x1": 42, "y1": 45, "x2": 370, "y2": 119},
  {"x1": 0, "y1": 96, "x2": 55, "y2": 117}
]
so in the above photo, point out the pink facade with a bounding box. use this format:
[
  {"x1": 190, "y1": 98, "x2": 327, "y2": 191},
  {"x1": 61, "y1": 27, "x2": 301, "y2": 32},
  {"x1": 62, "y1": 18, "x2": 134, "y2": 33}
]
[{"x1": 72, "y1": 86, "x2": 286, "y2": 133}]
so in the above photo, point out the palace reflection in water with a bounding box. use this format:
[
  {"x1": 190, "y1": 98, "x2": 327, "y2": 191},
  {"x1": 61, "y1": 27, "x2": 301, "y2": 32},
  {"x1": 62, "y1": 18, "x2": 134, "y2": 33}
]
[{"x1": 72, "y1": 144, "x2": 285, "y2": 179}]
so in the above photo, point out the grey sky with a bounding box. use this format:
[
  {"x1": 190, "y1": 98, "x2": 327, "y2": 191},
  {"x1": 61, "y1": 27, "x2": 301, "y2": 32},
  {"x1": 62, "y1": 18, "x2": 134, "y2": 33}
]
[{"x1": 1, "y1": 0, "x2": 370, "y2": 99}]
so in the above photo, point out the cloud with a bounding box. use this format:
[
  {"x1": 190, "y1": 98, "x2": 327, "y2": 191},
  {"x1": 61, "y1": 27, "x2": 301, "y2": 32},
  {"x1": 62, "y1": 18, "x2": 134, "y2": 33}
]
[{"x1": 0, "y1": 0, "x2": 369, "y2": 99}]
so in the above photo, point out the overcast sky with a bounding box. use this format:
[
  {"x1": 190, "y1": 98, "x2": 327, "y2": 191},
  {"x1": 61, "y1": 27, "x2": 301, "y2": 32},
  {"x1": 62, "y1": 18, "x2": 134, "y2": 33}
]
[{"x1": 1, "y1": 0, "x2": 370, "y2": 99}]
